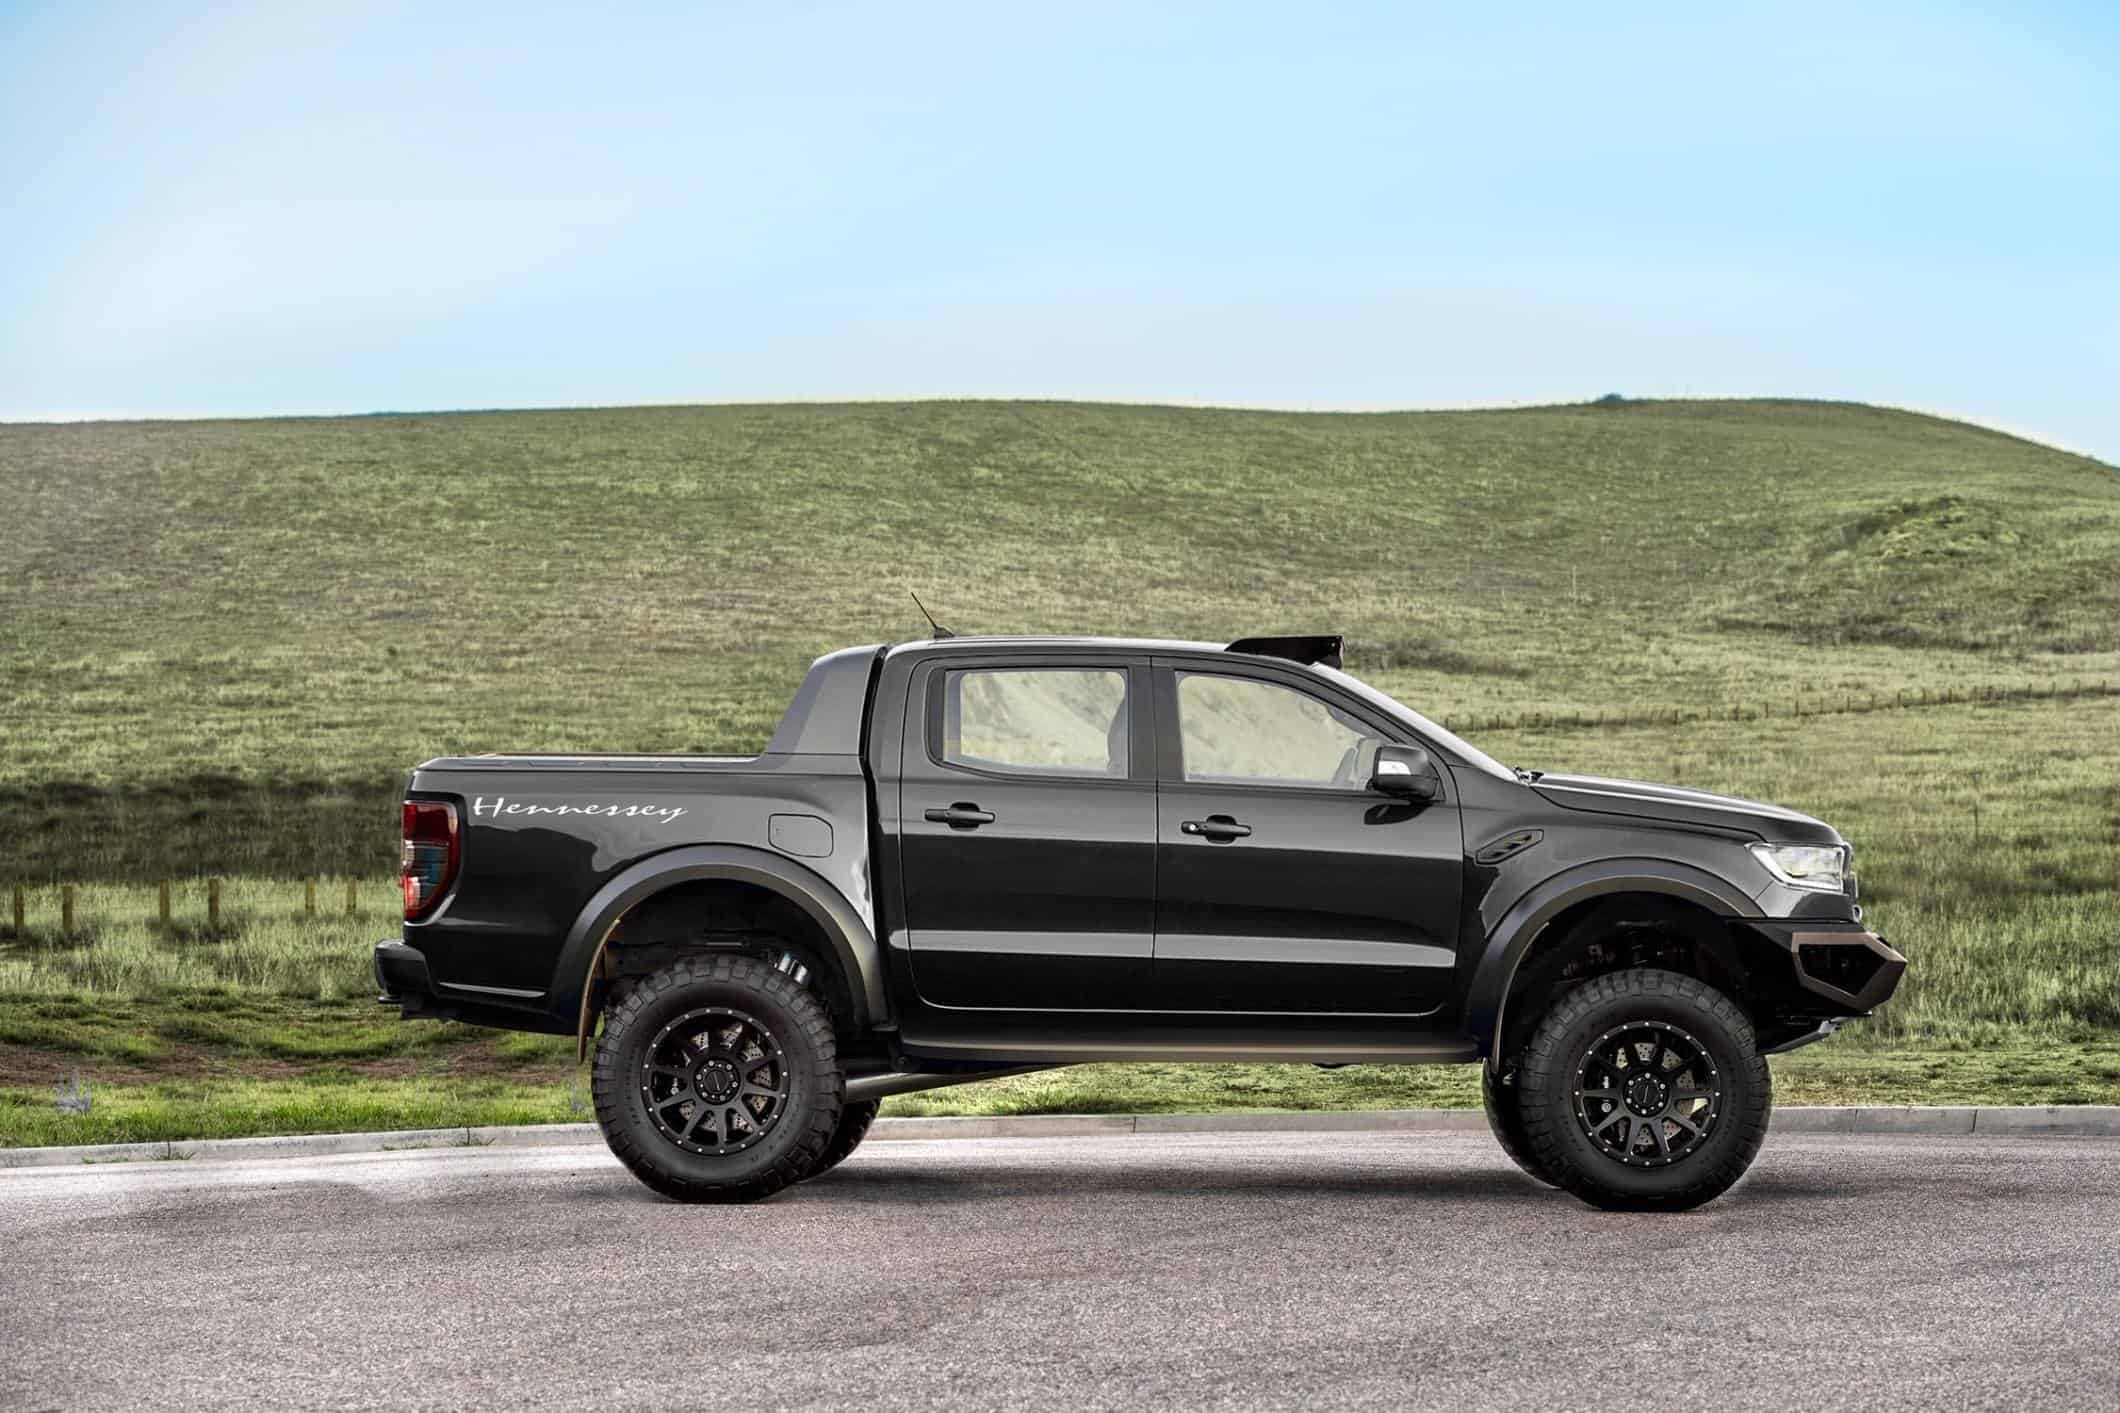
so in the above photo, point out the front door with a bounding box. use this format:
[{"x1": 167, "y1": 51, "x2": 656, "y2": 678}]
[
  {"x1": 1151, "y1": 662, "x2": 1463, "y2": 1015},
  {"x1": 898, "y1": 658, "x2": 1156, "y2": 1010}
]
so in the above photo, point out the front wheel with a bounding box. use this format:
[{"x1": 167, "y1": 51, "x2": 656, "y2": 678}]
[
  {"x1": 1516, "y1": 968, "x2": 1770, "y2": 1212},
  {"x1": 591, "y1": 954, "x2": 842, "y2": 1203}
]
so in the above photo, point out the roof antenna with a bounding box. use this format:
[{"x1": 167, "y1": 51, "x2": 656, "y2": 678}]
[{"x1": 909, "y1": 591, "x2": 957, "y2": 639}]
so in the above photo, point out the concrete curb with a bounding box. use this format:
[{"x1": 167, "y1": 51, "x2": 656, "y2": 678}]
[
  {"x1": 5, "y1": 1106, "x2": 2119, "y2": 1171},
  {"x1": 0, "y1": 1122, "x2": 606, "y2": 1170}
]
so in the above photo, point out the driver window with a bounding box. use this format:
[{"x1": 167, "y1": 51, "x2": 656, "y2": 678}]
[{"x1": 1176, "y1": 672, "x2": 1375, "y2": 788}]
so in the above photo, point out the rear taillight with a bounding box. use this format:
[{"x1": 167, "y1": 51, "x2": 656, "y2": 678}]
[{"x1": 401, "y1": 800, "x2": 460, "y2": 920}]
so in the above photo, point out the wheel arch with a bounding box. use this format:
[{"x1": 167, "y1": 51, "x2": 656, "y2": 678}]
[
  {"x1": 553, "y1": 844, "x2": 889, "y2": 1058},
  {"x1": 1465, "y1": 858, "x2": 1762, "y2": 1064}
]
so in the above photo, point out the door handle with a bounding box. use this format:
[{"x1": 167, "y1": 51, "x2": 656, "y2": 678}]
[
  {"x1": 1181, "y1": 815, "x2": 1252, "y2": 841},
  {"x1": 924, "y1": 803, "x2": 996, "y2": 829}
]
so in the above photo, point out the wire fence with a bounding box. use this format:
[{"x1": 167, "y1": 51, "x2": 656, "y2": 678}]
[{"x1": 4, "y1": 879, "x2": 388, "y2": 941}]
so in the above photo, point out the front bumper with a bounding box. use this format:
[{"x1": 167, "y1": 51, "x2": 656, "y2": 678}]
[{"x1": 1749, "y1": 922, "x2": 1907, "y2": 1013}]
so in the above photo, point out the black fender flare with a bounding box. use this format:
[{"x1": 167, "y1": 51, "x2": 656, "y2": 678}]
[
  {"x1": 1464, "y1": 858, "x2": 1761, "y2": 1064},
  {"x1": 552, "y1": 844, "x2": 888, "y2": 1055}
]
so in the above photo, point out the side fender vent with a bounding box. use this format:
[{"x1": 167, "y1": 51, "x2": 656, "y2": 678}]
[{"x1": 1474, "y1": 829, "x2": 1543, "y2": 866}]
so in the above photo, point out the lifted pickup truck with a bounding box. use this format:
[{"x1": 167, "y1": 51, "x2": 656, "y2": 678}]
[{"x1": 377, "y1": 633, "x2": 1903, "y2": 1210}]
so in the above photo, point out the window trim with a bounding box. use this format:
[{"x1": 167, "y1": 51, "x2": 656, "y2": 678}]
[
  {"x1": 1150, "y1": 658, "x2": 1449, "y2": 803},
  {"x1": 920, "y1": 660, "x2": 1151, "y2": 785}
]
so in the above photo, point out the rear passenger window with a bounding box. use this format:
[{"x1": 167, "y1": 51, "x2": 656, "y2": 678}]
[{"x1": 940, "y1": 669, "x2": 1130, "y2": 777}]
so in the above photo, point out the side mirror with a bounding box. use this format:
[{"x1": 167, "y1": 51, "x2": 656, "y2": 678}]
[{"x1": 1370, "y1": 744, "x2": 1442, "y2": 802}]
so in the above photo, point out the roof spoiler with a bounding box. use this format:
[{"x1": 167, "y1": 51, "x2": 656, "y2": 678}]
[{"x1": 1225, "y1": 634, "x2": 1343, "y2": 669}]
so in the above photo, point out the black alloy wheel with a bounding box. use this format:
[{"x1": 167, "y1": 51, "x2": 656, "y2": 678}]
[
  {"x1": 1515, "y1": 967, "x2": 1770, "y2": 1212},
  {"x1": 1571, "y1": 1020, "x2": 1721, "y2": 1168},
  {"x1": 592, "y1": 953, "x2": 841, "y2": 1203},
  {"x1": 640, "y1": 1007, "x2": 790, "y2": 1157}
]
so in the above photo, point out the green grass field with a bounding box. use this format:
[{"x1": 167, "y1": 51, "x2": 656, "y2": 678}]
[{"x1": 4, "y1": 397, "x2": 2118, "y2": 1145}]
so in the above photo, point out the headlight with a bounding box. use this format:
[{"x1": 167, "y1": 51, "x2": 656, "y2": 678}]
[{"x1": 1749, "y1": 842, "x2": 1849, "y2": 893}]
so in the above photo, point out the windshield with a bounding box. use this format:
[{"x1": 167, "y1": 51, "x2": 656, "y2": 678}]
[{"x1": 1312, "y1": 664, "x2": 1518, "y2": 782}]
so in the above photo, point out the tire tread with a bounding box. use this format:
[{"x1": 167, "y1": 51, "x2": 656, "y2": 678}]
[
  {"x1": 1482, "y1": 1062, "x2": 1558, "y2": 1187},
  {"x1": 803, "y1": 1098, "x2": 882, "y2": 1181}
]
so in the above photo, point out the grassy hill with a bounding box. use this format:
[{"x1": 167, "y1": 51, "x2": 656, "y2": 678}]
[
  {"x1": 5, "y1": 396, "x2": 2116, "y2": 878},
  {"x1": 5, "y1": 397, "x2": 2120, "y2": 1140}
]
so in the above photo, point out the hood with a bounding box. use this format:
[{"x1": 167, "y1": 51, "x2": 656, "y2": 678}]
[{"x1": 1530, "y1": 773, "x2": 1841, "y2": 845}]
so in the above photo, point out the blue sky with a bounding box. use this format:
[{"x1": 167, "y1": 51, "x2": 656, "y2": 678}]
[{"x1": 3, "y1": 1, "x2": 2116, "y2": 458}]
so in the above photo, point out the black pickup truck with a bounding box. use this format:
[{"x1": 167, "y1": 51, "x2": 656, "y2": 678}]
[{"x1": 377, "y1": 633, "x2": 1903, "y2": 1210}]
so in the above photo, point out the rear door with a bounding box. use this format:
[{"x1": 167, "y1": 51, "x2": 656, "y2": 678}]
[
  {"x1": 897, "y1": 655, "x2": 1156, "y2": 1010},
  {"x1": 1150, "y1": 659, "x2": 1463, "y2": 1015}
]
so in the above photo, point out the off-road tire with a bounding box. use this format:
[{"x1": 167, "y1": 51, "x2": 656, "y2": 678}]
[
  {"x1": 1482, "y1": 1060, "x2": 1557, "y2": 1187},
  {"x1": 1517, "y1": 967, "x2": 1770, "y2": 1212},
  {"x1": 802, "y1": 1098, "x2": 882, "y2": 1181},
  {"x1": 591, "y1": 953, "x2": 842, "y2": 1203}
]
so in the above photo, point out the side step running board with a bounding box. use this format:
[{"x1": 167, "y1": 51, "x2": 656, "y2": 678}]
[{"x1": 845, "y1": 1066, "x2": 1060, "y2": 1102}]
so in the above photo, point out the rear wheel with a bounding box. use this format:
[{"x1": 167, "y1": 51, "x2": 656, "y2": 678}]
[
  {"x1": 1482, "y1": 1060, "x2": 1557, "y2": 1187},
  {"x1": 591, "y1": 953, "x2": 841, "y2": 1203},
  {"x1": 802, "y1": 1098, "x2": 881, "y2": 1181},
  {"x1": 1516, "y1": 967, "x2": 1770, "y2": 1211}
]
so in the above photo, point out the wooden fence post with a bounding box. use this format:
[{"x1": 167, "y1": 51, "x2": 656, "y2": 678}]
[
  {"x1": 208, "y1": 878, "x2": 221, "y2": 932},
  {"x1": 62, "y1": 885, "x2": 75, "y2": 937},
  {"x1": 304, "y1": 879, "x2": 316, "y2": 917},
  {"x1": 158, "y1": 881, "x2": 172, "y2": 927},
  {"x1": 13, "y1": 884, "x2": 25, "y2": 935},
  {"x1": 345, "y1": 880, "x2": 358, "y2": 917}
]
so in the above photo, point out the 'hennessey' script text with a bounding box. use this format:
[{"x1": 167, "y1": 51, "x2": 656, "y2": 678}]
[{"x1": 471, "y1": 796, "x2": 687, "y2": 825}]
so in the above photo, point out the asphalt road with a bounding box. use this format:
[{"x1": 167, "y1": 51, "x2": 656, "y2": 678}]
[{"x1": 4, "y1": 1130, "x2": 2118, "y2": 1412}]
